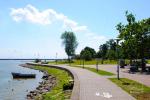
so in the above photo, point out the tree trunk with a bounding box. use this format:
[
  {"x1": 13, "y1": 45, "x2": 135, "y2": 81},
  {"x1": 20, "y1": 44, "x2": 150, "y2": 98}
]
[
  {"x1": 68, "y1": 56, "x2": 70, "y2": 65},
  {"x1": 101, "y1": 58, "x2": 104, "y2": 64},
  {"x1": 141, "y1": 37, "x2": 146, "y2": 72},
  {"x1": 129, "y1": 59, "x2": 132, "y2": 66},
  {"x1": 141, "y1": 58, "x2": 146, "y2": 71}
]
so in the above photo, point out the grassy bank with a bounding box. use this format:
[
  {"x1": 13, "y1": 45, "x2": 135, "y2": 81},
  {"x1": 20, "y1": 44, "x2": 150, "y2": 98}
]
[
  {"x1": 109, "y1": 78, "x2": 150, "y2": 100},
  {"x1": 34, "y1": 66, "x2": 73, "y2": 100}
]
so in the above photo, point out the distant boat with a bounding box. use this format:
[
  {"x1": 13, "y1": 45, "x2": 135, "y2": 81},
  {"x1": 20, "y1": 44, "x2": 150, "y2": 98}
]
[{"x1": 11, "y1": 72, "x2": 36, "y2": 78}]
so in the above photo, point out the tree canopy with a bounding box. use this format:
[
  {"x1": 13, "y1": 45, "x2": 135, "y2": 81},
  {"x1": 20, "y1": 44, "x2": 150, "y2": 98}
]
[
  {"x1": 61, "y1": 31, "x2": 78, "y2": 59},
  {"x1": 80, "y1": 46, "x2": 96, "y2": 60},
  {"x1": 116, "y1": 11, "x2": 150, "y2": 70}
]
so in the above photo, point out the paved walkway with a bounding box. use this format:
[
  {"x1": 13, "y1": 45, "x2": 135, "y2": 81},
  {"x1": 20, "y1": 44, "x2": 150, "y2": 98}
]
[
  {"x1": 54, "y1": 65, "x2": 135, "y2": 100},
  {"x1": 87, "y1": 64, "x2": 150, "y2": 87},
  {"x1": 28, "y1": 63, "x2": 135, "y2": 100}
]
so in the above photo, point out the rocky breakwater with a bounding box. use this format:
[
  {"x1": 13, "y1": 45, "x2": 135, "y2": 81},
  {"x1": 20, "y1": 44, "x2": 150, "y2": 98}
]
[{"x1": 20, "y1": 64, "x2": 57, "y2": 100}]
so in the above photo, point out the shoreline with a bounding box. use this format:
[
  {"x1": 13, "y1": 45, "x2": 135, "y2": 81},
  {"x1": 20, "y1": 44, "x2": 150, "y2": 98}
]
[{"x1": 20, "y1": 64, "x2": 56, "y2": 100}]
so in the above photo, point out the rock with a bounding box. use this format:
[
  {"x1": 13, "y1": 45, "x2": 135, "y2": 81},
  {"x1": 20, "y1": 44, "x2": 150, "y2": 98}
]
[
  {"x1": 23, "y1": 68, "x2": 57, "y2": 100},
  {"x1": 30, "y1": 91, "x2": 34, "y2": 94}
]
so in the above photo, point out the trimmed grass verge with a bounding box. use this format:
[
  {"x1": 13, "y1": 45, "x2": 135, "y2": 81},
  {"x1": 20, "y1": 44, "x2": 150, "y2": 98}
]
[
  {"x1": 34, "y1": 66, "x2": 73, "y2": 100},
  {"x1": 86, "y1": 67, "x2": 115, "y2": 76},
  {"x1": 71, "y1": 65, "x2": 115, "y2": 76},
  {"x1": 109, "y1": 78, "x2": 150, "y2": 100}
]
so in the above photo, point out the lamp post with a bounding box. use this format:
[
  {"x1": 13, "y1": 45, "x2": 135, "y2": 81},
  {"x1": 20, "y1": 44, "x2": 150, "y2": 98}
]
[
  {"x1": 115, "y1": 38, "x2": 120, "y2": 80},
  {"x1": 96, "y1": 58, "x2": 99, "y2": 72},
  {"x1": 56, "y1": 53, "x2": 58, "y2": 65}
]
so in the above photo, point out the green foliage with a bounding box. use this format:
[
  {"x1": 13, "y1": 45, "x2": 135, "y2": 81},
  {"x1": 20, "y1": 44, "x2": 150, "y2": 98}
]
[
  {"x1": 116, "y1": 11, "x2": 150, "y2": 70},
  {"x1": 116, "y1": 11, "x2": 150, "y2": 59},
  {"x1": 48, "y1": 59, "x2": 117, "y2": 65},
  {"x1": 98, "y1": 44, "x2": 108, "y2": 59},
  {"x1": 97, "y1": 39, "x2": 117, "y2": 63},
  {"x1": 81, "y1": 49, "x2": 92, "y2": 60},
  {"x1": 80, "y1": 46, "x2": 96, "y2": 61},
  {"x1": 106, "y1": 50, "x2": 116, "y2": 60},
  {"x1": 85, "y1": 67, "x2": 115, "y2": 76},
  {"x1": 61, "y1": 31, "x2": 78, "y2": 59},
  {"x1": 73, "y1": 54, "x2": 80, "y2": 60},
  {"x1": 109, "y1": 78, "x2": 150, "y2": 99},
  {"x1": 63, "y1": 82, "x2": 73, "y2": 91}
]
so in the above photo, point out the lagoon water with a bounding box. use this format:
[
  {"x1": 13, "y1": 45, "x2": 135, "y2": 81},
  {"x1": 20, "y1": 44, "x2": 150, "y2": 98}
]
[{"x1": 0, "y1": 60, "x2": 43, "y2": 100}]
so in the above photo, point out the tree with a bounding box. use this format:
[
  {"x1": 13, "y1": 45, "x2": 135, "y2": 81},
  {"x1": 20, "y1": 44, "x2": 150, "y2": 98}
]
[
  {"x1": 61, "y1": 31, "x2": 78, "y2": 61},
  {"x1": 106, "y1": 39, "x2": 117, "y2": 60},
  {"x1": 106, "y1": 50, "x2": 116, "y2": 60},
  {"x1": 80, "y1": 50, "x2": 92, "y2": 61},
  {"x1": 80, "y1": 47, "x2": 96, "y2": 60},
  {"x1": 98, "y1": 44, "x2": 108, "y2": 64},
  {"x1": 116, "y1": 11, "x2": 150, "y2": 71},
  {"x1": 106, "y1": 39, "x2": 116, "y2": 51}
]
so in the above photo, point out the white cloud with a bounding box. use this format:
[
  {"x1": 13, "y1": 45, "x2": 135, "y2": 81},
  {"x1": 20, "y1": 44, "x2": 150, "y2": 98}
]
[
  {"x1": 10, "y1": 4, "x2": 108, "y2": 52},
  {"x1": 10, "y1": 4, "x2": 88, "y2": 32}
]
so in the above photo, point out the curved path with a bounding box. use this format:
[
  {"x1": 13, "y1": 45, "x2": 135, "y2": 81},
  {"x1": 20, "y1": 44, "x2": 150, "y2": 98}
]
[{"x1": 28, "y1": 63, "x2": 135, "y2": 100}]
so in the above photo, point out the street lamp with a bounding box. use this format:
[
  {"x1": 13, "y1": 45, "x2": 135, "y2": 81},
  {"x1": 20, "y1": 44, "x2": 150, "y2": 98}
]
[
  {"x1": 114, "y1": 38, "x2": 121, "y2": 80},
  {"x1": 56, "y1": 53, "x2": 58, "y2": 65}
]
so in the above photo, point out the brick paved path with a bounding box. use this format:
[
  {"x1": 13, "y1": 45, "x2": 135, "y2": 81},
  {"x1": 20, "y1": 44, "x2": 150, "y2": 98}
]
[{"x1": 59, "y1": 65, "x2": 135, "y2": 100}]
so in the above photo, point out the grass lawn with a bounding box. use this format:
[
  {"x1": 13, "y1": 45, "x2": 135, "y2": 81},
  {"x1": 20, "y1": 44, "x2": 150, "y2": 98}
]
[
  {"x1": 85, "y1": 67, "x2": 115, "y2": 76},
  {"x1": 71, "y1": 65, "x2": 115, "y2": 76},
  {"x1": 48, "y1": 59, "x2": 150, "y2": 65},
  {"x1": 48, "y1": 59, "x2": 117, "y2": 65},
  {"x1": 48, "y1": 60, "x2": 115, "y2": 76},
  {"x1": 109, "y1": 78, "x2": 150, "y2": 100},
  {"x1": 33, "y1": 66, "x2": 73, "y2": 100},
  {"x1": 147, "y1": 60, "x2": 150, "y2": 64}
]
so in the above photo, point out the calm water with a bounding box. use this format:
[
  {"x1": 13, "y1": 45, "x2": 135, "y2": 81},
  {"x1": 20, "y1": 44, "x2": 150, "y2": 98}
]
[{"x1": 0, "y1": 60, "x2": 43, "y2": 100}]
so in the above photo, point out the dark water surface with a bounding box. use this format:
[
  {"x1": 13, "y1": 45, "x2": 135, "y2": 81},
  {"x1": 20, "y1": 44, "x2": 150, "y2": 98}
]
[{"x1": 0, "y1": 60, "x2": 43, "y2": 100}]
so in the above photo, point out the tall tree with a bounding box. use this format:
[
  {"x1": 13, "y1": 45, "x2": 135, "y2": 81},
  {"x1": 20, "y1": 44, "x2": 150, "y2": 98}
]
[{"x1": 61, "y1": 31, "x2": 78, "y2": 61}]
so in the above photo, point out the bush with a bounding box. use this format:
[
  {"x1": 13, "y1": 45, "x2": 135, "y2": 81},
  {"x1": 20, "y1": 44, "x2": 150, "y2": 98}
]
[{"x1": 63, "y1": 82, "x2": 73, "y2": 91}]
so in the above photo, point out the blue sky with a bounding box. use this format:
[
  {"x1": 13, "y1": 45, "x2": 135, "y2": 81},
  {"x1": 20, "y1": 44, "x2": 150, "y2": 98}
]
[{"x1": 0, "y1": 0, "x2": 149, "y2": 59}]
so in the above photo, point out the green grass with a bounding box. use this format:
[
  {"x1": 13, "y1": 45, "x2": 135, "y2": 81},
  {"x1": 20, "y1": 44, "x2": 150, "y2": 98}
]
[
  {"x1": 48, "y1": 60, "x2": 115, "y2": 76},
  {"x1": 33, "y1": 66, "x2": 72, "y2": 100},
  {"x1": 147, "y1": 60, "x2": 150, "y2": 64},
  {"x1": 109, "y1": 78, "x2": 150, "y2": 100},
  {"x1": 71, "y1": 65, "x2": 115, "y2": 76},
  {"x1": 49, "y1": 59, "x2": 150, "y2": 65},
  {"x1": 48, "y1": 59, "x2": 117, "y2": 65},
  {"x1": 85, "y1": 67, "x2": 115, "y2": 76}
]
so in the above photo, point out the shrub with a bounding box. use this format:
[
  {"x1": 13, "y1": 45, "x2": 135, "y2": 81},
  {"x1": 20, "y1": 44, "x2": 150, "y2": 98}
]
[{"x1": 63, "y1": 82, "x2": 73, "y2": 91}]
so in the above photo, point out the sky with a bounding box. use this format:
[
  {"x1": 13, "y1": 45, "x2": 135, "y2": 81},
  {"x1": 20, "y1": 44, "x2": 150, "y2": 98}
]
[{"x1": 0, "y1": 0, "x2": 149, "y2": 59}]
